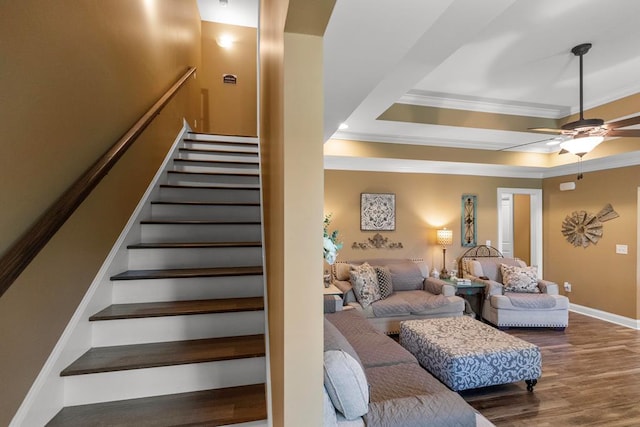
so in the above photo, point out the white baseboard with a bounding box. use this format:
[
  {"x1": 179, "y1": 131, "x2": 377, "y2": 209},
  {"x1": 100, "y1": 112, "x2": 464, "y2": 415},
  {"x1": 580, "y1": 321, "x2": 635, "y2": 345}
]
[{"x1": 570, "y1": 303, "x2": 640, "y2": 330}]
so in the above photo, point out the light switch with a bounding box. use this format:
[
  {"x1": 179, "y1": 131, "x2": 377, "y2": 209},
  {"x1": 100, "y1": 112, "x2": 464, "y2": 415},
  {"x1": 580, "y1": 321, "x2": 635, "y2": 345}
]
[{"x1": 616, "y1": 244, "x2": 628, "y2": 254}]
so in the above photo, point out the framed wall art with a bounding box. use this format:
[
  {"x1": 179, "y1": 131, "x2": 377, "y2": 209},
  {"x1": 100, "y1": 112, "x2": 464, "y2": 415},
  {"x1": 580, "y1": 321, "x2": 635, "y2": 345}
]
[
  {"x1": 461, "y1": 194, "x2": 477, "y2": 247},
  {"x1": 361, "y1": 193, "x2": 395, "y2": 231}
]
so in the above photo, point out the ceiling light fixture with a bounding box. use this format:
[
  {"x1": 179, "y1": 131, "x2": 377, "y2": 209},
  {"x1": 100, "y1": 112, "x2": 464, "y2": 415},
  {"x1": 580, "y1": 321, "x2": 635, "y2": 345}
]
[
  {"x1": 559, "y1": 134, "x2": 604, "y2": 156},
  {"x1": 219, "y1": 0, "x2": 228, "y2": 6}
]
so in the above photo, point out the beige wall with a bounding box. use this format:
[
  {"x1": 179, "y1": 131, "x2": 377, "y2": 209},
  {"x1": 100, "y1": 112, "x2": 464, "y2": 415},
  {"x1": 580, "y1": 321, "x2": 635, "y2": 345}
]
[
  {"x1": 201, "y1": 21, "x2": 257, "y2": 136},
  {"x1": 543, "y1": 167, "x2": 639, "y2": 319},
  {"x1": 324, "y1": 170, "x2": 541, "y2": 272},
  {"x1": 260, "y1": 1, "x2": 333, "y2": 425},
  {"x1": 0, "y1": 1, "x2": 201, "y2": 424}
]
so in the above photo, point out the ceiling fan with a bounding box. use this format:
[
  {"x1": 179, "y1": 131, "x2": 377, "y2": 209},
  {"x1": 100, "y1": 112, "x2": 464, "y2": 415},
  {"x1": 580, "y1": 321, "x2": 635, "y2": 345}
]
[{"x1": 529, "y1": 43, "x2": 640, "y2": 156}]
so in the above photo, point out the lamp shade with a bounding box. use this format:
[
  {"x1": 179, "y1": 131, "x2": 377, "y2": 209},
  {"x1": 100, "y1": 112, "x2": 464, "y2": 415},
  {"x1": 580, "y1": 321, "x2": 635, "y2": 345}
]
[
  {"x1": 560, "y1": 135, "x2": 604, "y2": 155},
  {"x1": 436, "y1": 228, "x2": 453, "y2": 246}
]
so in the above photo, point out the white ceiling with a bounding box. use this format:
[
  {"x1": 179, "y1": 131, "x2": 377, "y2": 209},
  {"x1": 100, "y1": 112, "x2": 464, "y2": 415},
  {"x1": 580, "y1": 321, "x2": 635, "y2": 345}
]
[
  {"x1": 323, "y1": 0, "x2": 640, "y2": 160},
  {"x1": 196, "y1": 0, "x2": 640, "y2": 177},
  {"x1": 197, "y1": 0, "x2": 258, "y2": 28}
]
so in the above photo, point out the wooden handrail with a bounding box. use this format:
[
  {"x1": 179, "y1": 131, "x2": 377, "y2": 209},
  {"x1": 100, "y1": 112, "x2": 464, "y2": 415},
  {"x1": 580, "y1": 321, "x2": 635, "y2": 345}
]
[{"x1": 0, "y1": 66, "x2": 197, "y2": 298}]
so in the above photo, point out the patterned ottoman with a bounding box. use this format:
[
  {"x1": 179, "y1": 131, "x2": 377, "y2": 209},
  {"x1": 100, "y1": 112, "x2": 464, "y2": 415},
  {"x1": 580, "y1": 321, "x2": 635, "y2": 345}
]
[{"x1": 400, "y1": 316, "x2": 541, "y2": 391}]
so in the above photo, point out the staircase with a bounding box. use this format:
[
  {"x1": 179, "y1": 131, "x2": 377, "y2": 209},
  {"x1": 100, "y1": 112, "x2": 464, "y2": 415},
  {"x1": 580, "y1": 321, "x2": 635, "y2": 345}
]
[{"x1": 46, "y1": 133, "x2": 268, "y2": 426}]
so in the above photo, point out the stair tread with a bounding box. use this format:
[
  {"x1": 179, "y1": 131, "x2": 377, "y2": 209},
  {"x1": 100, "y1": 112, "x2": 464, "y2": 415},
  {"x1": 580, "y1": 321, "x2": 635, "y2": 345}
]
[
  {"x1": 150, "y1": 200, "x2": 260, "y2": 206},
  {"x1": 61, "y1": 334, "x2": 265, "y2": 376},
  {"x1": 183, "y1": 137, "x2": 258, "y2": 146},
  {"x1": 111, "y1": 266, "x2": 263, "y2": 281},
  {"x1": 46, "y1": 384, "x2": 267, "y2": 427},
  {"x1": 90, "y1": 297, "x2": 264, "y2": 321},
  {"x1": 168, "y1": 170, "x2": 258, "y2": 176},
  {"x1": 127, "y1": 241, "x2": 262, "y2": 249},
  {"x1": 160, "y1": 183, "x2": 260, "y2": 190},
  {"x1": 179, "y1": 147, "x2": 258, "y2": 155},
  {"x1": 174, "y1": 158, "x2": 259, "y2": 165},
  {"x1": 141, "y1": 219, "x2": 261, "y2": 224}
]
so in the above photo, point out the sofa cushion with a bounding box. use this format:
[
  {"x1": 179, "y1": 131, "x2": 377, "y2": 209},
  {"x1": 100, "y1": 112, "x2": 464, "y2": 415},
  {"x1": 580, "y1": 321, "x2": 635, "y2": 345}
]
[
  {"x1": 501, "y1": 264, "x2": 540, "y2": 293},
  {"x1": 350, "y1": 263, "x2": 381, "y2": 308},
  {"x1": 474, "y1": 257, "x2": 522, "y2": 282},
  {"x1": 364, "y1": 363, "x2": 476, "y2": 427},
  {"x1": 490, "y1": 293, "x2": 569, "y2": 310},
  {"x1": 324, "y1": 318, "x2": 363, "y2": 367},
  {"x1": 371, "y1": 290, "x2": 448, "y2": 318},
  {"x1": 387, "y1": 261, "x2": 424, "y2": 291},
  {"x1": 323, "y1": 386, "x2": 338, "y2": 427},
  {"x1": 324, "y1": 350, "x2": 370, "y2": 420},
  {"x1": 374, "y1": 266, "x2": 393, "y2": 299},
  {"x1": 326, "y1": 310, "x2": 417, "y2": 368},
  {"x1": 333, "y1": 262, "x2": 351, "y2": 281}
]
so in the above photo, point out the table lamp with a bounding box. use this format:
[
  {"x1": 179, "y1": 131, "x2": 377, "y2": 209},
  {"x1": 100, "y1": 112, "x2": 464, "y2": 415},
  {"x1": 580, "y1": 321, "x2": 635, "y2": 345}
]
[{"x1": 436, "y1": 228, "x2": 453, "y2": 279}]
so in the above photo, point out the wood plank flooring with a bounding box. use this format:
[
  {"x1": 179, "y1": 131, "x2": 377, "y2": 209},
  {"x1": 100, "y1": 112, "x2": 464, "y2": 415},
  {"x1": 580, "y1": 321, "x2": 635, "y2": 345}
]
[{"x1": 462, "y1": 312, "x2": 640, "y2": 426}]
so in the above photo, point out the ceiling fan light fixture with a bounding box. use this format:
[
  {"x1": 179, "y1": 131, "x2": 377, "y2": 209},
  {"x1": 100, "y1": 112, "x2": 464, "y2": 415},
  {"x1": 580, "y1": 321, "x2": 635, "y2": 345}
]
[{"x1": 559, "y1": 135, "x2": 604, "y2": 156}]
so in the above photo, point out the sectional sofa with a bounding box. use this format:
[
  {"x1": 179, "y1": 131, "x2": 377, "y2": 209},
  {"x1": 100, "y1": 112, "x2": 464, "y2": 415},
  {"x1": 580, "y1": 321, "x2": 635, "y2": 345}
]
[{"x1": 323, "y1": 309, "x2": 491, "y2": 426}]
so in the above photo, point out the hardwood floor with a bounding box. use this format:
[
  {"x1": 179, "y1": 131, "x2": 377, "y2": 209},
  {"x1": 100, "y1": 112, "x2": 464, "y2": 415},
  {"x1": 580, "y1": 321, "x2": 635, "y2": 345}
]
[{"x1": 461, "y1": 312, "x2": 640, "y2": 426}]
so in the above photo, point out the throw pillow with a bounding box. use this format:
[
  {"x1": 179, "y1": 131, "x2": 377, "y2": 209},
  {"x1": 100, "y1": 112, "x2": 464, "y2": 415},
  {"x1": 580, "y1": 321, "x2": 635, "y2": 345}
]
[
  {"x1": 349, "y1": 263, "x2": 381, "y2": 307},
  {"x1": 323, "y1": 350, "x2": 369, "y2": 420},
  {"x1": 323, "y1": 385, "x2": 338, "y2": 427},
  {"x1": 500, "y1": 263, "x2": 540, "y2": 293},
  {"x1": 374, "y1": 266, "x2": 393, "y2": 299}
]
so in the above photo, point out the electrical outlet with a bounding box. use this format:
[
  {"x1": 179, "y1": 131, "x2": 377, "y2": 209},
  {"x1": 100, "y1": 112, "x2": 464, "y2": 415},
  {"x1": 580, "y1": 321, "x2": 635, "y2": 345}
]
[{"x1": 563, "y1": 282, "x2": 572, "y2": 292}]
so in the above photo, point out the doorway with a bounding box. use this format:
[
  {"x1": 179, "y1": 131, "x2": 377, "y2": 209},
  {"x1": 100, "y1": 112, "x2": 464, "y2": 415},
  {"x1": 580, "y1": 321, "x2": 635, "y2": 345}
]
[{"x1": 497, "y1": 188, "x2": 543, "y2": 277}]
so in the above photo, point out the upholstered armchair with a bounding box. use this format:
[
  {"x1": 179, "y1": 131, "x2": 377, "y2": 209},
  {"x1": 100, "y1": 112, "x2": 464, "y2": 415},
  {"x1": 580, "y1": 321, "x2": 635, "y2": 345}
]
[{"x1": 460, "y1": 246, "x2": 569, "y2": 330}]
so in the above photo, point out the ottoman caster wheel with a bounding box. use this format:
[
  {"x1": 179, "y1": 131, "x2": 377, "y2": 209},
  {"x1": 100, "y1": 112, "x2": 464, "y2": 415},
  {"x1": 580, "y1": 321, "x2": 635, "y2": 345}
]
[{"x1": 526, "y1": 379, "x2": 537, "y2": 392}]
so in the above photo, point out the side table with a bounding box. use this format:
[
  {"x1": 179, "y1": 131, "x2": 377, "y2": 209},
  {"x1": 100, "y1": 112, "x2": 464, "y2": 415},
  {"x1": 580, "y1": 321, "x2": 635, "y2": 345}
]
[
  {"x1": 323, "y1": 284, "x2": 345, "y2": 312},
  {"x1": 446, "y1": 279, "x2": 485, "y2": 319}
]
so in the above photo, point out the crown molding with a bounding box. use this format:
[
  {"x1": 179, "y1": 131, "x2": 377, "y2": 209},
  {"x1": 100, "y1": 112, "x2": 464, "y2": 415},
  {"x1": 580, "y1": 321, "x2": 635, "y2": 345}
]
[
  {"x1": 324, "y1": 150, "x2": 640, "y2": 179},
  {"x1": 399, "y1": 90, "x2": 570, "y2": 119}
]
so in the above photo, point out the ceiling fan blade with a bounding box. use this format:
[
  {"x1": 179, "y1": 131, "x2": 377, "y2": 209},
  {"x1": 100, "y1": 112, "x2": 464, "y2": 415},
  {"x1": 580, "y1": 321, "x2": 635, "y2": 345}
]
[
  {"x1": 558, "y1": 149, "x2": 569, "y2": 155},
  {"x1": 605, "y1": 115, "x2": 640, "y2": 130},
  {"x1": 606, "y1": 129, "x2": 640, "y2": 138},
  {"x1": 528, "y1": 127, "x2": 563, "y2": 134}
]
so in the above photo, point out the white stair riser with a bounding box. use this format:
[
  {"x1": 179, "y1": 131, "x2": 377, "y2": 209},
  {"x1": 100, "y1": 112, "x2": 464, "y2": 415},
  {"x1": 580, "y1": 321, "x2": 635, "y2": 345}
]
[
  {"x1": 173, "y1": 163, "x2": 258, "y2": 173},
  {"x1": 221, "y1": 421, "x2": 268, "y2": 427},
  {"x1": 178, "y1": 152, "x2": 258, "y2": 162},
  {"x1": 158, "y1": 187, "x2": 260, "y2": 203},
  {"x1": 151, "y1": 204, "x2": 261, "y2": 221},
  {"x1": 128, "y1": 247, "x2": 263, "y2": 269},
  {"x1": 141, "y1": 223, "x2": 262, "y2": 243},
  {"x1": 63, "y1": 357, "x2": 266, "y2": 406},
  {"x1": 167, "y1": 172, "x2": 259, "y2": 186},
  {"x1": 186, "y1": 134, "x2": 258, "y2": 144},
  {"x1": 92, "y1": 311, "x2": 265, "y2": 346},
  {"x1": 112, "y1": 275, "x2": 264, "y2": 303}
]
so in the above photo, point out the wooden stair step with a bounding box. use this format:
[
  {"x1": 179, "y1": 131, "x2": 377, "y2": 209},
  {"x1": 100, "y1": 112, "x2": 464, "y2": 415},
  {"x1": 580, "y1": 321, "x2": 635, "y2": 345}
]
[
  {"x1": 90, "y1": 297, "x2": 264, "y2": 321},
  {"x1": 160, "y1": 183, "x2": 259, "y2": 190},
  {"x1": 111, "y1": 266, "x2": 263, "y2": 281},
  {"x1": 168, "y1": 170, "x2": 258, "y2": 177},
  {"x1": 179, "y1": 147, "x2": 259, "y2": 155},
  {"x1": 183, "y1": 138, "x2": 258, "y2": 147},
  {"x1": 174, "y1": 158, "x2": 259, "y2": 166},
  {"x1": 127, "y1": 241, "x2": 262, "y2": 249},
  {"x1": 61, "y1": 334, "x2": 265, "y2": 376},
  {"x1": 150, "y1": 200, "x2": 260, "y2": 206},
  {"x1": 46, "y1": 384, "x2": 267, "y2": 426}
]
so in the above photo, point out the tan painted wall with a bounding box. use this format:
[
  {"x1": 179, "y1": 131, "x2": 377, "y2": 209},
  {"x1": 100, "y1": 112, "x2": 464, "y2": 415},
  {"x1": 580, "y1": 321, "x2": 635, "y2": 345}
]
[
  {"x1": 324, "y1": 170, "x2": 541, "y2": 272},
  {"x1": 543, "y1": 167, "x2": 639, "y2": 319},
  {"x1": 201, "y1": 21, "x2": 257, "y2": 136},
  {"x1": 0, "y1": 1, "x2": 201, "y2": 424},
  {"x1": 514, "y1": 194, "x2": 531, "y2": 265},
  {"x1": 260, "y1": 1, "x2": 332, "y2": 425}
]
